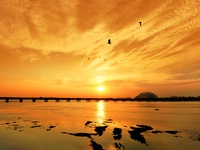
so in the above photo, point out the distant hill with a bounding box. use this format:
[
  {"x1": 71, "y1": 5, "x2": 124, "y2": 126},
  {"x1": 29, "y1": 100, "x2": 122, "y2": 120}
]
[{"x1": 134, "y1": 92, "x2": 158, "y2": 100}]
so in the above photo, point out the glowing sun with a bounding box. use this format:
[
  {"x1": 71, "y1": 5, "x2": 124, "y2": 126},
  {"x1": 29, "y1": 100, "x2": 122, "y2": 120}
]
[{"x1": 97, "y1": 86, "x2": 105, "y2": 92}]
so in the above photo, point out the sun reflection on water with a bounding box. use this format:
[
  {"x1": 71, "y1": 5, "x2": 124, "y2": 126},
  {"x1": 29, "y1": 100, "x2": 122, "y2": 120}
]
[{"x1": 96, "y1": 101, "x2": 105, "y2": 124}]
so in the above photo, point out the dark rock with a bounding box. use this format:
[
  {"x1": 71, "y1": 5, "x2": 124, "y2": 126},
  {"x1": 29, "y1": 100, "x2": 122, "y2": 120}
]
[
  {"x1": 46, "y1": 125, "x2": 56, "y2": 131},
  {"x1": 31, "y1": 120, "x2": 39, "y2": 124},
  {"x1": 114, "y1": 143, "x2": 120, "y2": 149},
  {"x1": 30, "y1": 125, "x2": 41, "y2": 128},
  {"x1": 128, "y1": 124, "x2": 153, "y2": 146},
  {"x1": 113, "y1": 128, "x2": 122, "y2": 135},
  {"x1": 113, "y1": 128, "x2": 122, "y2": 140},
  {"x1": 128, "y1": 130, "x2": 148, "y2": 146},
  {"x1": 114, "y1": 142, "x2": 125, "y2": 149},
  {"x1": 103, "y1": 119, "x2": 113, "y2": 124},
  {"x1": 152, "y1": 130, "x2": 163, "y2": 134},
  {"x1": 130, "y1": 124, "x2": 153, "y2": 134},
  {"x1": 90, "y1": 140, "x2": 105, "y2": 150},
  {"x1": 113, "y1": 134, "x2": 122, "y2": 140},
  {"x1": 114, "y1": 143, "x2": 125, "y2": 150},
  {"x1": 61, "y1": 132, "x2": 98, "y2": 139},
  {"x1": 130, "y1": 126, "x2": 145, "y2": 133},
  {"x1": 164, "y1": 130, "x2": 179, "y2": 134},
  {"x1": 85, "y1": 121, "x2": 93, "y2": 126},
  {"x1": 136, "y1": 124, "x2": 153, "y2": 131},
  {"x1": 94, "y1": 126, "x2": 108, "y2": 136},
  {"x1": 49, "y1": 125, "x2": 56, "y2": 129},
  {"x1": 31, "y1": 120, "x2": 39, "y2": 125}
]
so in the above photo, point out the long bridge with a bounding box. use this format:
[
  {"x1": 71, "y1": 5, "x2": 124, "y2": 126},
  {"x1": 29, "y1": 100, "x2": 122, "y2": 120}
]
[
  {"x1": 0, "y1": 97, "x2": 199, "y2": 103},
  {"x1": 0, "y1": 97, "x2": 134, "y2": 103}
]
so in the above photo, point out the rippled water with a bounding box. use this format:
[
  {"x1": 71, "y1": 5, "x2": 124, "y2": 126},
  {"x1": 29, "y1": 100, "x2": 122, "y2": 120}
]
[{"x1": 0, "y1": 101, "x2": 200, "y2": 150}]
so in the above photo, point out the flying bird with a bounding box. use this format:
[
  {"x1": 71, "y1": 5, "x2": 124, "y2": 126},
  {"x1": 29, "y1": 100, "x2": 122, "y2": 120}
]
[
  {"x1": 108, "y1": 39, "x2": 111, "y2": 44},
  {"x1": 139, "y1": 22, "x2": 142, "y2": 26}
]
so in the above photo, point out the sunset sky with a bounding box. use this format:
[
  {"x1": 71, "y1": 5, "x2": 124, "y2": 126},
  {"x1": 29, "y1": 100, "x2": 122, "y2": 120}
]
[{"x1": 0, "y1": 0, "x2": 200, "y2": 98}]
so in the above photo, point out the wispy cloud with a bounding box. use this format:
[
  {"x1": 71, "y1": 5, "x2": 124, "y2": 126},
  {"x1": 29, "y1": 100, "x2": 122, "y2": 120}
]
[{"x1": 0, "y1": 0, "x2": 200, "y2": 96}]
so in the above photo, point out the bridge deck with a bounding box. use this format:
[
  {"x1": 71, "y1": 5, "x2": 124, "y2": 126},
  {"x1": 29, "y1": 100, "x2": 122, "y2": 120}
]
[{"x1": 0, "y1": 97, "x2": 134, "y2": 102}]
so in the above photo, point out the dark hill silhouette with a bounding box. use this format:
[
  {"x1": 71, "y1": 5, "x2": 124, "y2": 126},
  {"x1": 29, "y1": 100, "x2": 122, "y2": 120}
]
[{"x1": 135, "y1": 92, "x2": 158, "y2": 100}]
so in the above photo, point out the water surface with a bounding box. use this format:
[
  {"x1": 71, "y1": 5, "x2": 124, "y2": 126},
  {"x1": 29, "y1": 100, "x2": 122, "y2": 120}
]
[{"x1": 0, "y1": 101, "x2": 199, "y2": 150}]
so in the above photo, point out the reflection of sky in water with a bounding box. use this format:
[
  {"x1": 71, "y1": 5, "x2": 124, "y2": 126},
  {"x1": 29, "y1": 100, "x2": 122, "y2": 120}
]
[
  {"x1": 0, "y1": 101, "x2": 200, "y2": 150},
  {"x1": 96, "y1": 101, "x2": 105, "y2": 124}
]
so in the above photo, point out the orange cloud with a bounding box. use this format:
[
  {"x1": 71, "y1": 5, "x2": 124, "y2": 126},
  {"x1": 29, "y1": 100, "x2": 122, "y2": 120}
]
[{"x1": 0, "y1": 0, "x2": 200, "y2": 97}]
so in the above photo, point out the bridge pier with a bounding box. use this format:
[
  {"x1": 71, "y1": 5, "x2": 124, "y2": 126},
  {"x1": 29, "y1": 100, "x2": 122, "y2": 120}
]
[
  {"x1": 19, "y1": 98, "x2": 23, "y2": 103},
  {"x1": 6, "y1": 98, "x2": 9, "y2": 103},
  {"x1": 76, "y1": 98, "x2": 81, "y2": 102},
  {"x1": 32, "y1": 98, "x2": 36, "y2": 102},
  {"x1": 86, "y1": 98, "x2": 91, "y2": 102},
  {"x1": 55, "y1": 99, "x2": 60, "y2": 102},
  {"x1": 44, "y1": 98, "x2": 48, "y2": 102}
]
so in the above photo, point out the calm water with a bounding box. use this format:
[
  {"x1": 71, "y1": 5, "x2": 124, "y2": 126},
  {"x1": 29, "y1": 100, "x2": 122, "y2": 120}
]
[{"x1": 0, "y1": 101, "x2": 199, "y2": 150}]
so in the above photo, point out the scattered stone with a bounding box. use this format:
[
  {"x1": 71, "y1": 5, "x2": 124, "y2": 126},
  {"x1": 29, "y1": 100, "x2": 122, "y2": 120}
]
[
  {"x1": 31, "y1": 120, "x2": 39, "y2": 124},
  {"x1": 18, "y1": 130, "x2": 24, "y2": 132},
  {"x1": 152, "y1": 130, "x2": 163, "y2": 134},
  {"x1": 85, "y1": 121, "x2": 93, "y2": 126},
  {"x1": 46, "y1": 125, "x2": 56, "y2": 131},
  {"x1": 49, "y1": 125, "x2": 56, "y2": 129},
  {"x1": 30, "y1": 125, "x2": 42, "y2": 128},
  {"x1": 164, "y1": 130, "x2": 179, "y2": 134},
  {"x1": 174, "y1": 135, "x2": 179, "y2": 138},
  {"x1": 103, "y1": 119, "x2": 113, "y2": 124}
]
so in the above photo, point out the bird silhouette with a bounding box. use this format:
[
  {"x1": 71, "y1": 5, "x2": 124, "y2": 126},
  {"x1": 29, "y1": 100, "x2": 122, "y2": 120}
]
[
  {"x1": 139, "y1": 22, "x2": 142, "y2": 26},
  {"x1": 108, "y1": 39, "x2": 111, "y2": 44}
]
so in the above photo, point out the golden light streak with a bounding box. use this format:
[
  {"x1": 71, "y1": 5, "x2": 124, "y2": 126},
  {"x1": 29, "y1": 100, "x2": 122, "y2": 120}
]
[{"x1": 96, "y1": 101, "x2": 105, "y2": 124}]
